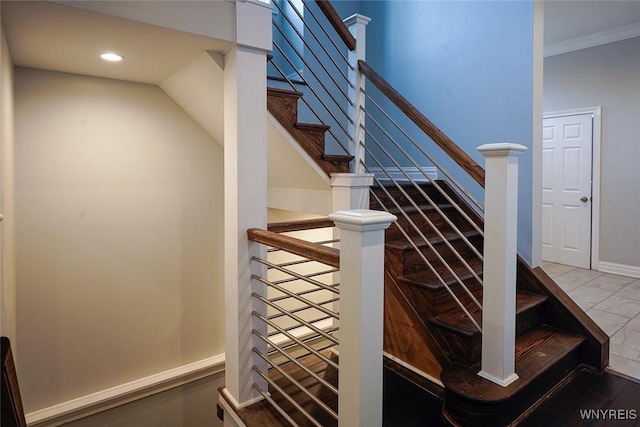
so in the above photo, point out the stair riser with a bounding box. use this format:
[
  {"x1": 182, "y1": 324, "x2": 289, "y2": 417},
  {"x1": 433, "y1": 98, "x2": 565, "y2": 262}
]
[
  {"x1": 442, "y1": 346, "x2": 582, "y2": 426},
  {"x1": 384, "y1": 209, "x2": 473, "y2": 241},
  {"x1": 430, "y1": 303, "x2": 547, "y2": 367},
  {"x1": 372, "y1": 185, "x2": 448, "y2": 208},
  {"x1": 386, "y1": 237, "x2": 483, "y2": 277},
  {"x1": 400, "y1": 278, "x2": 483, "y2": 318},
  {"x1": 267, "y1": 97, "x2": 299, "y2": 124}
]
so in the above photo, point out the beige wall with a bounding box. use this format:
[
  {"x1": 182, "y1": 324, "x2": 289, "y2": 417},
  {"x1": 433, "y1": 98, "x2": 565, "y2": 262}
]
[
  {"x1": 1, "y1": 19, "x2": 17, "y2": 344},
  {"x1": 14, "y1": 68, "x2": 225, "y2": 412},
  {"x1": 544, "y1": 37, "x2": 640, "y2": 269},
  {"x1": 64, "y1": 373, "x2": 225, "y2": 427}
]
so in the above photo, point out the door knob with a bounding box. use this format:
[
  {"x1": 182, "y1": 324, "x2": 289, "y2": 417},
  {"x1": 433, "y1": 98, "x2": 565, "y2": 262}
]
[{"x1": 580, "y1": 196, "x2": 589, "y2": 203}]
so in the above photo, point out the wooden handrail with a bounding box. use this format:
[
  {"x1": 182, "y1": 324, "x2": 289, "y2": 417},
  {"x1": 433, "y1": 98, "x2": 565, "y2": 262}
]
[
  {"x1": 248, "y1": 228, "x2": 340, "y2": 268},
  {"x1": 267, "y1": 217, "x2": 335, "y2": 233},
  {"x1": 358, "y1": 60, "x2": 486, "y2": 188},
  {"x1": 315, "y1": 0, "x2": 356, "y2": 51}
]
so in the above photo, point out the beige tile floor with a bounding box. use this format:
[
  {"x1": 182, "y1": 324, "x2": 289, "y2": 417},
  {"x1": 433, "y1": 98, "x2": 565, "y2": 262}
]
[{"x1": 541, "y1": 261, "x2": 640, "y2": 380}]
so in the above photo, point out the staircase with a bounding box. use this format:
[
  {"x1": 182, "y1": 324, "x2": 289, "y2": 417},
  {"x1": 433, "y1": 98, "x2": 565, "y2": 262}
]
[
  {"x1": 267, "y1": 88, "x2": 353, "y2": 176},
  {"x1": 264, "y1": 1, "x2": 608, "y2": 425},
  {"x1": 372, "y1": 182, "x2": 590, "y2": 425},
  {"x1": 266, "y1": 79, "x2": 607, "y2": 427}
]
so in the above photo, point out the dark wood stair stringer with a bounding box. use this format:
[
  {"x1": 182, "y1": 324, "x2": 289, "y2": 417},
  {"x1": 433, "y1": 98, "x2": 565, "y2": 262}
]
[
  {"x1": 267, "y1": 87, "x2": 353, "y2": 176},
  {"x1": 373, "y1": 181, "x2": 609, "y2": 426}
]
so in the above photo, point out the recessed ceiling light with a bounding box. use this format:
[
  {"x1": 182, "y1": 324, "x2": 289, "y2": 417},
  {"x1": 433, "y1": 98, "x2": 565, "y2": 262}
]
[{"x1": 100, "y1": 53, "x2": 123, "y2": 62}]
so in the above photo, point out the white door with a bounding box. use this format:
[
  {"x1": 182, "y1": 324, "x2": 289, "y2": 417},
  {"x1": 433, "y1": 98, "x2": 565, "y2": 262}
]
[{"x1": 542, "y1": 113, "x2": 593, "y2": 268}]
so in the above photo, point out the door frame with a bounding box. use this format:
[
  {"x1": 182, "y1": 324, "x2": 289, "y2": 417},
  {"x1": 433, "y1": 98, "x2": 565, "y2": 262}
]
[{"x1": 543, "y1": 106, "x2": 602, "y2": 270}]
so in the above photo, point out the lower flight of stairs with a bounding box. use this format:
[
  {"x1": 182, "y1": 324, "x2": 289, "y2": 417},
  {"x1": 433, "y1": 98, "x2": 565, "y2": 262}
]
[
  {"x1": 372, "y1": 182, "x2": 592, "y2": 426},
  {"x1": 267, "y1": 87, "x2": 353, "y2": 176}
]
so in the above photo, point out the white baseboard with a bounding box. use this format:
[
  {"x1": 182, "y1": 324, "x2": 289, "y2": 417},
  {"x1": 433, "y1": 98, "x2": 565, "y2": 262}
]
[
  {"x1": 598, "y1": 261, "x2": 640, "y2": 279},
  {"x1": 26, "y1": 354, "x2": 226, "y2": 427},
  {"x1": 369, "y1": 166, "x2": 438, "y2": 183},
  {"x1": 25, "y1": 319, "x2": 335, "y2": 427}
]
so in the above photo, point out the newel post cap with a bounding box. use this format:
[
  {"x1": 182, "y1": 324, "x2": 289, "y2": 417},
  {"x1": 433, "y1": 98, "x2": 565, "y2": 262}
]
[
  {"x1": 477, "y1": 143, "x2": 527, "y2": 158},
  {"x1": 344, "y1": 13, "x2": 372, "y2": 27},
  {"x1": 329, "y1": 209, "x2": 396, "y2": 231}
]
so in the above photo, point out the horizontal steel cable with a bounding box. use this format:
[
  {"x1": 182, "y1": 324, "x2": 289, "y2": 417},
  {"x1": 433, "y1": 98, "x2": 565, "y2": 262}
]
[
  {"x1": 268, "y1": 50, "x2": 352, "y2": 155},
  {"x1": 361, "y1": 86, "x2": 485, "y2": 217},
  {"x1": 251, "y1": 383, "x2": 302, "y2": 427},
  {"x1": 273, "y1": 0, "x2": 353, "y2": 97},
  {"x1": 301, "y1": 0, "x2": 353, "y2": 69},
  {"x1": 253, "y1": 257, "x2": 340, "y2": 294},
  {"x1": 254, "y1": 310, "x2": 339, "y2": 370},
  {"x1": 253, "y1": 293, "x2": 340, "y2": 344},
  {"x1": 253, "y1": 329, "x2": 339, "y2": 395},
  {"x1": 359, "y1": 114, "x2": 484, "y2": 271},
  {"x1": 367, "y1": 179, "x2": 482, "y2": 331}
]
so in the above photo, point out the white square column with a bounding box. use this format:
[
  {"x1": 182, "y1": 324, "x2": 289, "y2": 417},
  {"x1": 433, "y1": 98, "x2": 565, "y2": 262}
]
[
  {"x1": 330, "y1": 209, "x2": 396, "y2": 427},
  {"x1": 222, "y1": 42, "x2": 270, "y2": 409},
  {"x1": 221, "y1": 1, "x2": 272, "y2": 413},
  {"x1": 477, "y1": 143, "x2": 527, "y2": 387}
]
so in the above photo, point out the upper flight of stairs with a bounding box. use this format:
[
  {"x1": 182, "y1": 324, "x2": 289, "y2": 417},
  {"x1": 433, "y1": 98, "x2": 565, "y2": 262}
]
[
  {"x1": 266, "y1": 87, "x2": 353, "y2": 176},
  {"x1": 372, "y1": 182, "x2": 594, "y2": 426}
]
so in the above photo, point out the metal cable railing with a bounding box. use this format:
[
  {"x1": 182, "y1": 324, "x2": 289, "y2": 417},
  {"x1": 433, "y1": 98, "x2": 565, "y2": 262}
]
[
  {"x1": 249, "y1": 225, "x2": 340, "y2": 427},
  {"x1": 367, "y1": 180, "x2": 482, "y2": 331},
  {"x1": 269, "y1": 0, "x2": 354, "y2": 156},
  {"x1": 356, "y1": 71, "x2": 487, "y2": 331},
  {"x1": 361, "y1": 88, "x2": 485, "y2": 219},
  {"x1": 266, "y1": 0, "x2": 490, "y2": 392}
]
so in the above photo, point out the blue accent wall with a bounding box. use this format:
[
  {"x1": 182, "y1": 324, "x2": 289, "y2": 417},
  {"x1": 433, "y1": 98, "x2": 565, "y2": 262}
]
[{"x1": 330, "y1": 0, "x2": 535, "y2": 262}]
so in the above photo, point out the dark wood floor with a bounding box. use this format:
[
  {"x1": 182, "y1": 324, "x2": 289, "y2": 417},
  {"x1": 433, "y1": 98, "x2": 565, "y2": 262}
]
[
  {"x1": 522, "y1": 367, "x2": 640, "y2": 427},
  {"x1": 225, "y1": 355, "x2": 640, "y2": 426}
]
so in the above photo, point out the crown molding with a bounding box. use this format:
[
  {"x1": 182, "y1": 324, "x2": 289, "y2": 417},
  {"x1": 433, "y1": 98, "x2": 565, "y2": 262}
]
[{"x1": 544, "y1": 22, "x2": 640, "y2": 57}]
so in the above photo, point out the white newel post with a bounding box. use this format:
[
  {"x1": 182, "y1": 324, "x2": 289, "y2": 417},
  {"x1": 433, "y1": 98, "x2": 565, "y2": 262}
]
[
  {"x1": 329, "y1": 210, "x2": 396, "y2": 427},
  {"x1": 477, "y1": 143, "x2": 527, "y2": 387},
  {"x1": 221, "y1": 1, "x2": 272, "y2": 420},
  {"x1": 331, "y1": 173, "x2": 375, "y2": 211},
  {"x1": 330, "y1": 173, "x2": 375, "y2": 347},
  {"x1": 345, "y1": 14, "x2": 371, "y2": 173}
]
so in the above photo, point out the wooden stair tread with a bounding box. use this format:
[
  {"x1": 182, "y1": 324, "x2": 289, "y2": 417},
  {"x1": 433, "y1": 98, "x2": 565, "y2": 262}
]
[
  {"x1": 295, "y1": 122, "x2": 330, "y2": 132},
  {"x1": 323, "y1": 154, "x2": 354, "y2": 162},
  {"x1": 385, "y1": 228, "x2": 480, "y2": 251},
  {"x1": 400, "y1": 262, "x2": 483, "y2": 290},
  {"x1": 441, "y1": 325, "x2": 585, "y2": 402},
  {"x1": 266, "y1": 87, "x2": 351, "y2": 175},
  {"x1": 267, "y1": 87, "x2": 303, "y2": 99},
  {"x1": 430, "y1": 292, "x2": 548, "y2": 337}
]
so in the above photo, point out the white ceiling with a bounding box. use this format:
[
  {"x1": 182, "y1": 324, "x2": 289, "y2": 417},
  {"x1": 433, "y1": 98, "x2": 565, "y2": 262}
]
[
  {"x1": 1, "y1": 1, "x2": 231, "y2": 85},
  {"x1": 2, "y1": 1, "x2": 640, "y2": 85},
  {"x1": 544, "y1": 0, "x2": 640, "y2": 45}
]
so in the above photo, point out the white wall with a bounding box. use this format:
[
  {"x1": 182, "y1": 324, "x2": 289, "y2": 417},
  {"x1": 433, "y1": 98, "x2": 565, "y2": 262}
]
[
  {"x1": 14, "y1": 68, "x2": 225, "y2": 413},
  {"x1": 1, "y1": 19, "x2": 17, "y2": 344},
  {"x1": 544, "y1": 37, "x2": 640, "y2": 269}
]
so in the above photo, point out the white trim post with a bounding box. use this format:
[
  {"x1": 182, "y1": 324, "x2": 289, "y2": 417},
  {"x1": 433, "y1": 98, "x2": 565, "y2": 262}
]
[
  {"x1": 329, "y1": 173, "x2": 375, "y2": 348},
  {"x1": 477, "y1": 143, "x2": 527, "y2": 387},
  {"x1": 222, "y1": 1, "x2": 272, "y2": 415},
  {"x1": 329, "y1": 209, "x2": 396, "y2": 427},
  {"x1": 331, "y1": 173, "x2": 375, "y2": 211},
  {"x1": 345, "y1": 14, "x2": 371, "y2": 173},
  {"x1": 222, "y1": 43, "x2": 269, "y2": 411}
]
